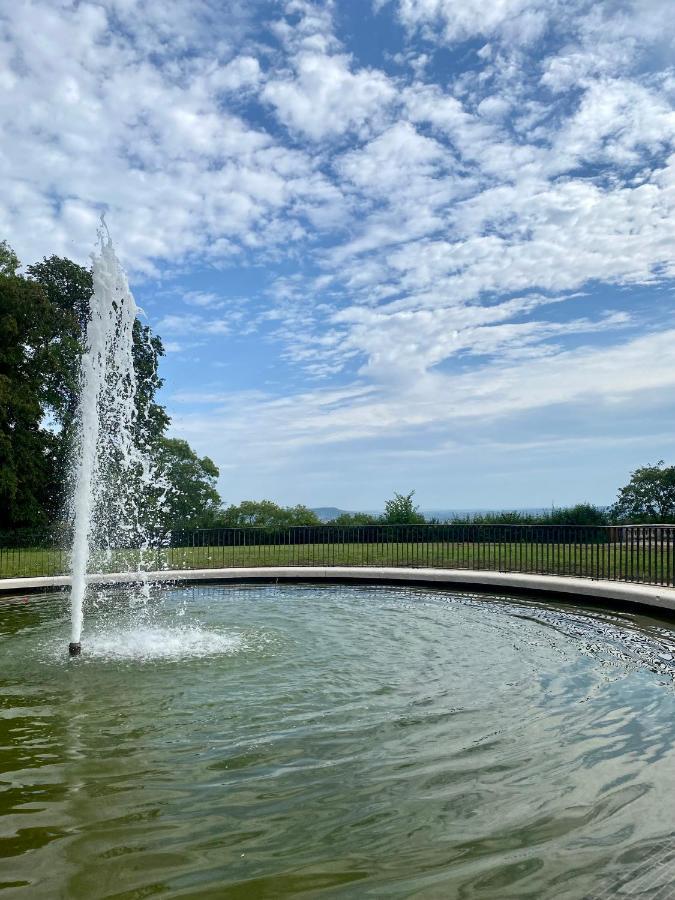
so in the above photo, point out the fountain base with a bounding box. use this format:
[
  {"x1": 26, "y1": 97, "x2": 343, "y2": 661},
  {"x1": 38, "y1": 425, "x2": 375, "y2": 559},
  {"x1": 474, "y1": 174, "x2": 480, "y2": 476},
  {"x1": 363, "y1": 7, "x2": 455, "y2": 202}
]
[{"x1": 69, "y1": 642, "x2": 81, "y2": 657}]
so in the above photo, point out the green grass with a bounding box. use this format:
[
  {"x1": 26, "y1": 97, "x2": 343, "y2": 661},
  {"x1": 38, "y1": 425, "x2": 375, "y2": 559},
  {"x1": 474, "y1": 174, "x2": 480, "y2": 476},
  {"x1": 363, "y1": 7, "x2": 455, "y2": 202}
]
[{"x1": 1, "y1": 540, "x2": 672, "y2": 585}]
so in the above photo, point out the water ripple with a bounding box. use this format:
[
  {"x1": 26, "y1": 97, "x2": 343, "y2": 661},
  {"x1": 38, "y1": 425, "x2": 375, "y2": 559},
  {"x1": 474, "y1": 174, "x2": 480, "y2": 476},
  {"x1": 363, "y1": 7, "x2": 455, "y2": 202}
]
[{"x1": 1, "y1": 583, "x2": 674, "y2": 898}]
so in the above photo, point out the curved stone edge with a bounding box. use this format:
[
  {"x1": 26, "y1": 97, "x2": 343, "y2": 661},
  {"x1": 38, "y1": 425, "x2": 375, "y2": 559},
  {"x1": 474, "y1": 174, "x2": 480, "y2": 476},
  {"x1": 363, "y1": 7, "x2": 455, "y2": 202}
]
[{"x1": 1, "y1": 566, "x2": 675, "y2": 615}]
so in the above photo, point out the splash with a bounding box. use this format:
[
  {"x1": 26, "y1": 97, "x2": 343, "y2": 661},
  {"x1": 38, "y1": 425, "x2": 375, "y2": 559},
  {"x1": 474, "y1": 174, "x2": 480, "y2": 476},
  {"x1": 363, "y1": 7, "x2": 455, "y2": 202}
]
[
  {"x1": 81, "y1": 625, "x2": 243, "y2": 662},
  {"x1": 70, "y1": 224, "x2": 158, "y2": 645}
]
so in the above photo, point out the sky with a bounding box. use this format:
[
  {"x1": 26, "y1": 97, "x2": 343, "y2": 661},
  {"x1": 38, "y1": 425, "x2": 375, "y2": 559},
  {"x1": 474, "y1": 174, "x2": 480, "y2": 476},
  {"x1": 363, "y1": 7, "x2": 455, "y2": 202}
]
[{"x1": 2, "y1": 0, "x2": 675, "y2": 511}]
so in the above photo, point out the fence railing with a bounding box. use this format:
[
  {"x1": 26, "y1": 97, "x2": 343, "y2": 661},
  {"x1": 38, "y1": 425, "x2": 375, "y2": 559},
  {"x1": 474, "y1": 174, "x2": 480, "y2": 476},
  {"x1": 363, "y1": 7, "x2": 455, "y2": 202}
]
[{"x1": 0, "y1": 524, "x2": 673, "y2": 587}]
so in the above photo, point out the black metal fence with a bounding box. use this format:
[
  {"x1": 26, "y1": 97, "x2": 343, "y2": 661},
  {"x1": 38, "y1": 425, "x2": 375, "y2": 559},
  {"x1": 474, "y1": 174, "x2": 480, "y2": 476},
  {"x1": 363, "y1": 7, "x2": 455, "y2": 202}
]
[{"x1": 0, "y1": 524, "x2": 673, "y2": 587}]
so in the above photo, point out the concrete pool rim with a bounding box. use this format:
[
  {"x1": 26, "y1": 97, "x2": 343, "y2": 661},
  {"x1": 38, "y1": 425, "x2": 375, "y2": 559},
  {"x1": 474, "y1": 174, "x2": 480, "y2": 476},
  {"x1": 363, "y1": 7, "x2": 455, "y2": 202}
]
[{"x1": 2, "y1": 566, "x2": 675, "y2": 618}]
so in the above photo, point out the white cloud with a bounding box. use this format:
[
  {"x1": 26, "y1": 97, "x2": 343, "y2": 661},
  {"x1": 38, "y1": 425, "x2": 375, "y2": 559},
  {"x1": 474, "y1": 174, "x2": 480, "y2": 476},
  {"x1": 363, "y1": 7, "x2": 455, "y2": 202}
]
[
  {"x1": 0, "y1": 0, "x2": 342, "y2": 272},
  {"x1": 332, "y1": 299, "x2": 631, "y2": 379},
  {"x1": 394, "y1": 0, "x2": 562, "y2": 44},
  {"x1": 548, "y1": 79, "x2": 675, "y2": 171},
  {"x1": 3, "y1": 0, "x2": 675, "y2": 504},
  {"x1": 392, "y1": 0, "x2": 675, "y2": 52},
  {"x1": 183, "y1": 291, "x2": 226, "y2": 308},
  {"x1": 312, "y1": 115, "x2": 675, "y2": 380},
  {"x1": 337, "y1": 121, "x2": 453, "y2": 196},
  {"x1": 263, "y1": 51, "x2": 396, "y2": 140},
  {"x1": 158, "y1": 313, "x2": 230, "y2": 335},
  {"x1": 170, "y1": 327, "x2": 675, "y2": 477},
  {"x1": 260, "y1": 0, "x2": 398, "y2": 141},
  {"x1": 208, "y1": 55, "x2": 262, "y2": 92},
  {"x1": 476, "y1": 95, "x2": 511, "y2": 121}
]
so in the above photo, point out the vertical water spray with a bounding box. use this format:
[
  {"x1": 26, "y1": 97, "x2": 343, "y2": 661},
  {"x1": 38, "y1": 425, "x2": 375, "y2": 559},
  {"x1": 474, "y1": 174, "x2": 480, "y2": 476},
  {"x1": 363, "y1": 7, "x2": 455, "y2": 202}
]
[{"x1": 69, "y1": 225, "x2": 156, "y2": 655}]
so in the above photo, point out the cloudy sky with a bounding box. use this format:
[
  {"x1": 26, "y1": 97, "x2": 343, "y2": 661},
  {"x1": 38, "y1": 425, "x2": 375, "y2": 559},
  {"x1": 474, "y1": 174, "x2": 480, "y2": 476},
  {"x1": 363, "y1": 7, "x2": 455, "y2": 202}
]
[{"x1": 2, "y1": 0, "x2": 675, "y2": 510}]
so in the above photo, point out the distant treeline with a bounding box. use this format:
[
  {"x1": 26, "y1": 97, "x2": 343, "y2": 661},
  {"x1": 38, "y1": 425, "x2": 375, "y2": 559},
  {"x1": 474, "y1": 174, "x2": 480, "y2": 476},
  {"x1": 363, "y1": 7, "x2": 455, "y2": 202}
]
[
  {"x1": 320, "y1": 504, "x2": 673, "y2": 528},
  {"x1": 182, "y1": 475, "x2": 675, "y2": 531},
  {"x1": 447, "y1": 504, "x2": 610, "y2": 526}
]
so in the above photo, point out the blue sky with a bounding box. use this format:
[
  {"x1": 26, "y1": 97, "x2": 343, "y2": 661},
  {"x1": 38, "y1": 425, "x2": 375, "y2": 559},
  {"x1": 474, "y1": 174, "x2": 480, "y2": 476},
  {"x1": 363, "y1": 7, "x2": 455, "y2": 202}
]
[{"x1": 2, "y1": 0, "x2": 675, "y2": 510}]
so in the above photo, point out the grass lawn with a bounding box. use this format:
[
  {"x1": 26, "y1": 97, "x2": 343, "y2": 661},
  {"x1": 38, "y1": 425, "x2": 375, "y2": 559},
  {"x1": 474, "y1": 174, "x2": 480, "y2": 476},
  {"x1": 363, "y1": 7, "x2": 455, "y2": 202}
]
[{"x1": 1, "y1": 540, "x2": 672, "y2": 585}]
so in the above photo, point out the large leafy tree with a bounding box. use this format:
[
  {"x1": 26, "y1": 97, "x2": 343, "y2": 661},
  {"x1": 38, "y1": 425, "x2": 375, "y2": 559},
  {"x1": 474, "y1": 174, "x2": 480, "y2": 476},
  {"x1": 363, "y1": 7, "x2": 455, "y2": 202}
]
[
  {"x1": 0, "y1": 263, "x2": 67, "y2": 527},
  {"x1": 26, "y1": 255, "x2": 169, "y2": 450},
  {"x1": 156, "y1": 438, "x2": 221, "y2": 529},
  {"x1": 0, "y1": 241, "x2": 218, "y2": 530},
  {"x1": 612, "y1": 461, "x2": 675, "y2": 522},
  {"x1": 27, "y1": 253, "x2": 171, "y2": 517},
  {"x1": 24, "y1": 256, "x2": 93, "y2": 510},
  {"x1": 132, "y1": 320, "x2": 170, "y2": 448}
]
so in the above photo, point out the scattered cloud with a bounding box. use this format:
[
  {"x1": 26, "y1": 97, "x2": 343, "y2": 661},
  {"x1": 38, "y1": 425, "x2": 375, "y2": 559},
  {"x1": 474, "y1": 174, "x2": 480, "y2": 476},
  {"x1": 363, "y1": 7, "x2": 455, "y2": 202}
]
[
  {"x1": 394, "y1": 0, "x2": 559, "y2": 44},
  {"x1": 0, "y1": 0, "x2": 340, "y2": 273},
  {"x1": 158, "y1": 313, "x2": 230, "y2": 335},
  {"x1": 168, "y1": 324, "x2": 675, "y2": 503},
  {"x1": 261, "y1": 1, "x2": 397, "y2": 141},
  {"x1": 2, "y1": 0, "x2": 675, "y2": 503},
  {"x1": 183, "y1": 291, "x2": 227, "y2": 309},
  {"x1": 263, "y1": 53, "x2": 397, "y2": 141}
]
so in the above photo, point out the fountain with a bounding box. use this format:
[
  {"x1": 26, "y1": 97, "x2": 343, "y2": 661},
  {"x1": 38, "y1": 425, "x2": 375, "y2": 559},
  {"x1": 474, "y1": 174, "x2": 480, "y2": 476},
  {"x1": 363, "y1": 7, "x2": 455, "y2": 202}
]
[{"x1": 69, "y1": 223, "x2": 158, "y2": 655}]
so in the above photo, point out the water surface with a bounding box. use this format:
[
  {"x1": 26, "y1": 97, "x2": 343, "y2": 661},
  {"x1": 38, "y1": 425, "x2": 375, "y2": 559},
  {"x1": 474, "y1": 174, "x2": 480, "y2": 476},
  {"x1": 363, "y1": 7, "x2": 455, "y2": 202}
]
[{"x1": 2, "y1": 583, "x2": 675, "y2": 898}]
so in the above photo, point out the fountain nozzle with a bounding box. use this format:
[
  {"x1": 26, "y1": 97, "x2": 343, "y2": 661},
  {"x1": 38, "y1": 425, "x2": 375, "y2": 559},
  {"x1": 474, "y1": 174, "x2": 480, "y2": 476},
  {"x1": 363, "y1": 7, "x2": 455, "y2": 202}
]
[{"x1": 69, "y1": 642, "x2": 81, "y2": 657}]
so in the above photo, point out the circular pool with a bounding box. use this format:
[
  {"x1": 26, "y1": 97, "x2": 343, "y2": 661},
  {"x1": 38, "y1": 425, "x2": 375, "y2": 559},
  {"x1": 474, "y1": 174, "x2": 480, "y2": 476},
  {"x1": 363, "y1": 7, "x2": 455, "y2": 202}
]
[{"x1": 2, "y1": 583, "x2": 675, "y2": 898}]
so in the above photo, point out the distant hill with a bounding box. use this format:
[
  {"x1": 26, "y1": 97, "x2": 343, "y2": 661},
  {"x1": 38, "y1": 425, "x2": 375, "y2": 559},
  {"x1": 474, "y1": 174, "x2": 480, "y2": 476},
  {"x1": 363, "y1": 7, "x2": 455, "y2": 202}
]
[{"x1": 311, "y1": 507, "x2": 351, "y2": 522}]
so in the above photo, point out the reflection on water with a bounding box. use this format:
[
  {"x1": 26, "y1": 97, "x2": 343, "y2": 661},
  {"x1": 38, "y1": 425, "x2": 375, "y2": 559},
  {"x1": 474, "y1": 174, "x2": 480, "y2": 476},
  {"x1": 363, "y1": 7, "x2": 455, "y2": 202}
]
[{"x1": 1, "y1": 583, "x2": 675, "y2": 898}]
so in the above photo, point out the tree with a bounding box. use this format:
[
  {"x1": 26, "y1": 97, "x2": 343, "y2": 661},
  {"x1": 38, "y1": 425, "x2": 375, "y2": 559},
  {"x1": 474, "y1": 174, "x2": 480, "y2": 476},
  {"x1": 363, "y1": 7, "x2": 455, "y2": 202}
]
[
  {"x1": 612, "y1": 461, "x2": 675, "y2": 522},
  {"x1": 381, "y1": 491, "x2": 426, "y2": 525},
  {"x1": 132, "y1": 320, "x2": 171, "y2": 448},
  {"x1": 24, "y1": 256, "x2": 93, "y2": 511},
  {"x1": 154, "y1": 438, "x2": 221, "y2": 530},
  {"x1": 332, "y1": 511, "x2": 379, "y2": 526},
  {"x1": 27, "y1": 255, "x2": 169, "y2": 450},
  {"x1": 0, "y1": 268, "x2": 64, "y2": 527},
  {"x1": 217, "y1": 500, "x2": 320, "y2": 528},
  {"x1": 27, "y1": 255, "x2": 91, "y2": 331},
  {"x1": 548, "y1": 503, "x2": 607, "y2": 526},
  {"x1": 0, "y1": 240, "x2": 20, "y2": 276},
  {"x1": 25, "y1": 253, "x2": 171, "y2": 522},
  {"x1": 0, "y1": 241, "x2": 212, "y2": 531}
]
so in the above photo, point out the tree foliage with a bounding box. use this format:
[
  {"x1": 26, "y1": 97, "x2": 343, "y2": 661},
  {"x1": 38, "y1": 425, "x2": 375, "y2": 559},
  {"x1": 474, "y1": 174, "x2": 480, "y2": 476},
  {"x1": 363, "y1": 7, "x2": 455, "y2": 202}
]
[
  {"x1": 332, "y1": 511, "x2": 379, "y2": 526},
  {"x1": 0, "y1": 239, "x2": 222, "y2": 531},
  {"x1": 381, "y1": 490, "x2": 426, "y2": 525},
  {"x1": 0, "y1": 240, "x2": 20, "y2": 277},
  {"x1": 22, "y1": 255, "x2": 93, "y2": 509},
  {"x1": 612, "y1": 461, "x2": 675, "y2": 522},
  {"x1": 26, "y1": 255, "x2": 169, "y2": 452},
  {"x1": 458, "y1": 504, "x2": 608, "y2": 526},
  {"x1": 217, "y1": 500, "x2": 320, "y2": 528},
  {"x1": 156, "y1": 438, "x2": 221, "y2": 529},
  {"x1": 27, "y1": 255, "x2": 92, "y2": 332},
  {"x1": 547, "y1": 503, "x2": 607, "y2": 526},
  {"x1": 0, "y1": 272, "x2": 63, "y2": 527}
]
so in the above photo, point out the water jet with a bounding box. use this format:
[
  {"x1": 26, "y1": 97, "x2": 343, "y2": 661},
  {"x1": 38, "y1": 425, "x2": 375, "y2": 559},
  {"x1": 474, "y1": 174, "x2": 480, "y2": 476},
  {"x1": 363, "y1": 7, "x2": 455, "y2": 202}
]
[{"x1": 68, "y1": 221, "x2": 159, "y2": 655}]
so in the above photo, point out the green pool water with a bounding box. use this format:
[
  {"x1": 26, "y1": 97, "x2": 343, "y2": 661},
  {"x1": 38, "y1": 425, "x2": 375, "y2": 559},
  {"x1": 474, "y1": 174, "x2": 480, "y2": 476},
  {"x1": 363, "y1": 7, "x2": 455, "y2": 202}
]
[{"x1": 1, "y1": 583, "x2": 675, "y2": 898}]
